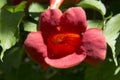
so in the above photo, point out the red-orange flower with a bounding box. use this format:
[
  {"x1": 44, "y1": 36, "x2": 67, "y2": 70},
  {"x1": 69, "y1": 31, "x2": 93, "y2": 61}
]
[{"x1": 24, "y1": 7, "x2": 106, "y2": 68}]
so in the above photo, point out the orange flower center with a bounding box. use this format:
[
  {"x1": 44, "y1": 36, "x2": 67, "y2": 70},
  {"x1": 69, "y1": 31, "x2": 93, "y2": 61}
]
[{"x1": 47, "y1": 33, "x2": 81, "y2": 58}]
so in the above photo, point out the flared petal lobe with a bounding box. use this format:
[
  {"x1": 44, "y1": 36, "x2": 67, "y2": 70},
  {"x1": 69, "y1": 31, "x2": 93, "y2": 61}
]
[
  {"x1": 81, "y1": 28, "x2": 107, "y2": 65},
  {"x1": 45, "y1": 52, "x2": 86, "y2": 68},
  {"x1": 39, "y1": 9, "x2": 62, "y2": 30},
  {"x1": 39, "y1": 9, "x2": 62, "y2": 38},
  {"x1": 24, "y1": 31, "x2": 48, "y2": 67},
  {"x1": 60, "y1": 7, "x2": 87, "y2": 33}
]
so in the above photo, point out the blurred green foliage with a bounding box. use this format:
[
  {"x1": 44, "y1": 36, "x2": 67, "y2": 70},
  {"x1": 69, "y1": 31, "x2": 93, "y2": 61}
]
[{"x1": 0, "y1": 0, "x2": 120, "y2": 80}]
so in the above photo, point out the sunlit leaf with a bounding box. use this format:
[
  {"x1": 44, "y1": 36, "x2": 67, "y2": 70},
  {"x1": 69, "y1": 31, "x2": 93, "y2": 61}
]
[
  {"x1": 103, "y1": 13, "x2": 120, "y2": 66},
  {"x1": 24, "y1": 21, "x2": 37, "y2": 32},
  {"x1": 77, "y1": 0, "x2": 106, "y2": 16},
  {"x1": 15, "y1": 1, "x2": 26, "y2": 12},
  {"x1": 0, "y1": 0, "x2": 6, "y2": 9},
  {"x1": 28, "y1": 3, "x2": 47, "y2": 23},
  {"x1": 87, "y1": 20, "x2": 103, "y2": 29},
  {"x1": 6, "y1": 1, "x2": 26, "y2": 13},
  {"x1": 29, "y1": 3, "x2": 47, "y2": 13},
  {"x1": 0, "y1": 8, "x2": 24, "y2": 60}
]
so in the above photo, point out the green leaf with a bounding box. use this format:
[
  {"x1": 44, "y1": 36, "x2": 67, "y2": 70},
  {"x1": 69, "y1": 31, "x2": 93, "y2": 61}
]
[
  {"x1": 87, "y1": 20, "x2": 103, "y2": 29},
  {"x1": 14, "y1": 1, "x2": 26, "y2": 12},
  {"x1": 0, "y1": 0, "x2": 7, "y2": 9},
  {"x1": 24, "y1": 21, "x2": 37, "y2": 32},
  {"x1": 85, "y1": 60, "x2": 120, "y2": 80},
  {"x1": 115, "y1": 34, "x2": 120, "y2": 56},
  {"x1": 6, "y1": 1, "x2": 26, "y2": 13},
  {"x1": 103, "y1": 13, "x2": 120, "y2": 66},
  {"x1": 77, "y1": 0, "x2": 106, "y2": 16},
  {"x1": 0, "y1": 8, "x2": 24, "y2": 60},
  {"x1": 3, "y1": 63, "x2": 45, "y2": 80},
  {"x1": 28, "y1": 3, "x2": 47, "y2": 23},
  {"x1": 29, "y1": 3, "x2": 47, "y2": 13},
  {"x1": 2, "y1": 46, "x2": 23, "y2": 74},
  {"x1": 48, "y1": 66, "x2": 85, "y2": 80}
]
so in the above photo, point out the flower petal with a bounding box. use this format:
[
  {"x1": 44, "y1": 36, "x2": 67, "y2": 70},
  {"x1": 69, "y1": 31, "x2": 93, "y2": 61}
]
[
  {"x1": 39, "y1": 9, "x2": 62, "y2": 32},
  {"x1": 81, "y1": 28, "x2": 107, "y2": 65},
  {"x1": 60, "y1": 7, "x2": 87, "y2": 33},
  {"x1": 24, "y1": 31, "x2": 48, "y2": 67},
  {"x1": 39, "y1": 9, "x2": 62, "y2": 42},
  {"x1": 45, "y1": 52, "x2": 86, "y2": 68}
]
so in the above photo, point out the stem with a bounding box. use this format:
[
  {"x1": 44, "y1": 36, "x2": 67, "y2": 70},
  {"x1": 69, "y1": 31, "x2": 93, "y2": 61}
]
[{"x1": 50, "y1": 0, "x2": 64, "y2": 9}]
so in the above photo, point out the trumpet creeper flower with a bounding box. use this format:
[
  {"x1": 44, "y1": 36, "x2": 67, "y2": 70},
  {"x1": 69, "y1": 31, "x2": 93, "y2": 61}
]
[{"x1": 24, "y1": 7, "x2": 106, "y2": 68}]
